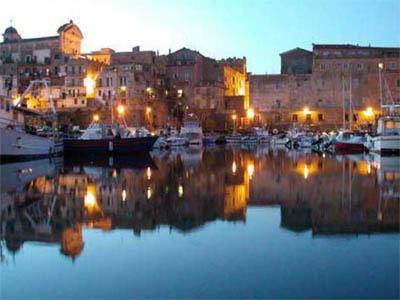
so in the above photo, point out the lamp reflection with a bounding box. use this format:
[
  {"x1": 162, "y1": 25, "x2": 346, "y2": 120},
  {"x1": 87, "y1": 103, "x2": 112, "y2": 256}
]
[
  {"x1": 247, "y1": 162, "x2": 254, "y2": 179},
  {"x1": 232, "y1": 161, "x2": 237, "y2": 174},
  {"x1": 146, "y1": 167, "x2": 152, "y2": 180}
]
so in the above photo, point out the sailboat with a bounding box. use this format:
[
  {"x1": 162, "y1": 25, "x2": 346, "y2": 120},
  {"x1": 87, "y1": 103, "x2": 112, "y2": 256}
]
[
  {"x1": 367, "y1": 63, "x2": 400, "y2": 154},
  {"x1": 331, "y1": 69, "x2": 367, "y2": 154}
]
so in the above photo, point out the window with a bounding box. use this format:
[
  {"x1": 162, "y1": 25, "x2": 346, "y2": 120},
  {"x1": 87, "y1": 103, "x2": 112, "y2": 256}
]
[
  {"x1": 318, "y1": 114, "x2": 324, "y2": 121},
  {"x1": 81, "y1": 100, "x2": 85, "y2": 105},
  {"x1": 292, "y1": 114, "x2": 298, "y2": 122},
  {"x1": 306, "y1": 114, "x2": 312, "y2": 122},
  {"x1": 177, "y1": 89, "x2": 183, "y2": 98},
  {"x1": 342, "y1": 63, "x2": 349, "y2": 70},
  {"x1": 317, "y1": 99, "x2": 323, "y2": 107},
  {"x1": 275, "y1": 100, "x2": 281, "y2": 108},
  {"x1": 345, "y1": 113, "x2": 349, "y2": 121},
  {"x1": 389, "y1": 62, "x2": 397, "y2": 70},
  {"x1": 274, "y1": 113, "x2": 281, "y2": 122},
  {"x1": 98, "y1": 90, "x2": 102, "y2": 96},
  {"x1": 396, "y1": 79, "x2": 400, "y2": 87},
  {"x1": 74, "y1": 98, "x2": 78, "y2": 105},
  {"x1": 356, "y1": 63, "x2": 364, "y2": 70},
  {"x1": 353, "y1": 114, "x2": 358, "y2": 122},
  {"x1": 290, "y1": 99, "x2": 297, "y2": 108}
]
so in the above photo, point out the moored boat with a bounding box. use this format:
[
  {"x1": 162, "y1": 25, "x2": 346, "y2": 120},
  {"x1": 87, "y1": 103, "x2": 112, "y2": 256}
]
[
  {"x1": 180, "y1": 116, "x2": 203, "y2": 145},
  {"x1": 0, "y1": 80, "x2": 63, "y2": 163},
  {"x1": 64, "y1": 124, "x2": 158, "y2": 155},
  {"x1": 367, "y1": 114, "x2": 400, "y2": 155},
  {"x1": 329, "y1": 131, "x2": 367, "y2": 154}
]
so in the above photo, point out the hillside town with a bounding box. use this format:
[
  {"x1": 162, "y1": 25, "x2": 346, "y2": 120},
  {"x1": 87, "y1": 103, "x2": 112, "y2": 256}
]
[{"x1": 1, "y1": 20, "x2": 399, "y2": 132}]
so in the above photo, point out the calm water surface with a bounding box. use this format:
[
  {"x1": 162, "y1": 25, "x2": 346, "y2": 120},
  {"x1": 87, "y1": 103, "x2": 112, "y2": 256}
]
[{"x1": 1, "y1": 146, "x2": 399, "y2": 299}]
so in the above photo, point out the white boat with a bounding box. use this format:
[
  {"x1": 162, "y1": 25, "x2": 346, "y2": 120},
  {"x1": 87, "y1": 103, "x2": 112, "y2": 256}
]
[
  {"x1": 166, "y1": 135, "x2": 189, "y2": 147},
  {"x1": 0, "y1": 80, "x2": 63, "y2": 163},
  {"x1": 180, "y1": 117, "x2": 203, "y2": 145},
  {"x1": 271, "y1": 134, "x2": 290, "y2": 146},
  {"x1": 367, "y1": 115, "x2": 400, "y2": 154},
  {"x1": 226, "y1": 133, "x2": 243, "y2": 144}
]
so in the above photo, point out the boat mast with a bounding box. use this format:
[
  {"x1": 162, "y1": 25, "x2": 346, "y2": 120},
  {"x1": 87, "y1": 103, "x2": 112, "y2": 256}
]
[
  {"x1": 349, "y1": 66, "x2": 352, "y2": 130},
  {"x1": 111, "y1": 95, "x2": 114, "y2": 124},
  {"x1": 378, "y1": 63, "x2": 383, "y2": 115},
  {"x1": 342, "y1": 75, "x2": 345, "y2": 130}
]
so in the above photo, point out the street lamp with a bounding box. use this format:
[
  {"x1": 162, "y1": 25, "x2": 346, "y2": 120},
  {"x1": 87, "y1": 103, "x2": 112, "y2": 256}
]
[
  {"x1": 84, "y1": 75, "x2": 96, "y2": 97},
  {"x1": 303, "y1": 106, "x2": 311, "y2": 115},
  {"x1": 146, "y1": 106, "x2": 152, "y2": 114},
  {"x1": 93, "y1": 114, "x2": 100, "y2": 122},
  {"x1": 117, "y1": 104, "x2": 125, "y2": 115},
  {"x1": 364, "y1": 106, "x2": 374, "y2": 117},
  {"x1": 232, "y1": 114, "x2": 237, "y2": 132},
  {"x1": 246, "y1": 108, "x2": 255, "y2": 120}
]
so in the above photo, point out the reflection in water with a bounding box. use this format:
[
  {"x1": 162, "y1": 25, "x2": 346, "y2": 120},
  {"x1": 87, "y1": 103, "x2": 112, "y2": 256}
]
[{"x1": 0, "y1": 147, "x2": 399, "y2": 263}]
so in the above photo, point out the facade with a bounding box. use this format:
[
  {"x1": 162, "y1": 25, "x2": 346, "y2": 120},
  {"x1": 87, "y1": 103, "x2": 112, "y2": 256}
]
[{"x1": 250, "y1": 44, "x2": 400, "y2": 130}]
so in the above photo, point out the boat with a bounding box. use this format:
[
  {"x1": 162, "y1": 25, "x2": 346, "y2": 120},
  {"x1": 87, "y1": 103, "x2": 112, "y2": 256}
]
[
  {"x1": 329, "y1": 131, "x2": 367, "y2": 154},
  {"x1": 367, "y1": 111, "x2": 400, "y2": 155},
  {"x1": 180, "y1": 116, "x2": 203, "y2": 145},
  {"x1": 226, "y1": 133, "x2": 243, "y2": 144},
  {"x1": 166, "y1": 135, "x2": 189, "y2": 147},
  {"x1": 0, "y1": 80, "x2": 63, "y2": 163},
  {"x1": 64, "y1": 123, "x2": 158, "y2": 155},
  {"x1": 271, "y1": 133, "x2": 290, "y2": 146},
  {"x1": 253, "y1": 127, "x2": 270, "y2": 143}
]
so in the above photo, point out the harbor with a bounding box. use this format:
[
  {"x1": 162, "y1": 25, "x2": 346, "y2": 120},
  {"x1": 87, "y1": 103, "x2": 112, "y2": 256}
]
[
  {"x1": 1, "y1": 1, "x2": 400, "y2": 299},
  {"x1": 1, "y1": 146, "x2": 399, "y2": 299}
]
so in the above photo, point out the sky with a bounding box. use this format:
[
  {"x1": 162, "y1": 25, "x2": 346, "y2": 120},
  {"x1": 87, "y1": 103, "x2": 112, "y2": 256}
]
[{"x1": 1, "y1": 0, "x2": 399, "y2": 74}]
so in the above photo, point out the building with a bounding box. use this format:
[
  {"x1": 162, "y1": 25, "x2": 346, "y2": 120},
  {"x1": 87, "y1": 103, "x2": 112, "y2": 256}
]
[
  {"x1": 250, "y1": 44, "x2": 400, "y2": 130},
  {"x1": 280, "y1": 47, "x2": 313, "y2": 75}
]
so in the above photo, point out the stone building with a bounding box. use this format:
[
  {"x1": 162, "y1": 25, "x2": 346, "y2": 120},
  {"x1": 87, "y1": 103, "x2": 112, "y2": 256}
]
[
  {"x1": 165, "y1": 48, "x2": 249, "y2": 130},
  {"x1": 94, "y1": 46, "x2": 168, "y2": 127},
  {"x1": 280, "y1": 47, "x2": 313, "y2": 75},
  {"x1": 250, "y1": 44, "x2": 400, "y2": 130}
]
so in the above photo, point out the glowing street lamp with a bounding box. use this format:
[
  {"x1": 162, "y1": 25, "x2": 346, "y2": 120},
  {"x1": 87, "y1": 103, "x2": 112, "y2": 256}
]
[
  {"x1": 303, "y1": 107, "x2": 311, "y2": 115},
  {"x1": 246, "y1": 108, "x2": 255, "y2": 120},
  {"x1": 117, "y1": 104, "x2": 125, "y2": 115},
  {"x1": 146, "y1": 106, "x2": 152, "y2": 114},
  {"x1": 232, "y1": 114, "x2": 237, "y2": 121},
  {"x1": 120, "y1": 86, "x2": 127, "y2": 92},
  {"x1": 93, "y1": 114, "x2": 100, "y2": 122},
  {"x1": 84, "y1": 75, "x2": 96, "y2": 97},
  {"x1": 378, "y1": 63, "x2": 384, "y2": 70},
  {"x1": 364, "y1": 106, "x2": 374, "y2": 117}
]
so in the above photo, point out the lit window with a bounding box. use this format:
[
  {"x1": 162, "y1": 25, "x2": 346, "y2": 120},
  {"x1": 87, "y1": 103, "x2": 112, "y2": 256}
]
[
  {"x1": 292, "y1": 114, "x2": 298, "y2": 122},
  {"x1": 177, "y1": 89, "x2": 183, "y2": 98},
  {"x1": 318, "y1": 114, "x2": 324, "y2": 121}
]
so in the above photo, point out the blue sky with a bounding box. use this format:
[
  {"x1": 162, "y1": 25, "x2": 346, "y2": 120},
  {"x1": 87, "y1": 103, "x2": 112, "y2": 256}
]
[{"x1": 1, "y1": 0, "x2": 399, "y2": 74}]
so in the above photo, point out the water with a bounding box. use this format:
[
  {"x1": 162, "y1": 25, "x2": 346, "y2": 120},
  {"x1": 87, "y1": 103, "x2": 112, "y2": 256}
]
[{"x1": 1, "y1": 146, "x2": 399, "y2": 299}]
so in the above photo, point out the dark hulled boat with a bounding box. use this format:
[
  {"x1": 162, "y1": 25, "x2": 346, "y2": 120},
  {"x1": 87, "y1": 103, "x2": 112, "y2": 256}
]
[{"x1": 64, "y1": 124, "x2": 158, "y2": 155}]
